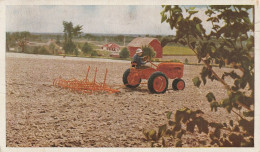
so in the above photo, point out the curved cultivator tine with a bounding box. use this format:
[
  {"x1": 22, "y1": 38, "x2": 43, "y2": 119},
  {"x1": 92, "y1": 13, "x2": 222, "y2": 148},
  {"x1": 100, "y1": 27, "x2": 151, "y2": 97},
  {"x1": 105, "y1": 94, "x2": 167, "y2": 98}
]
[{"x1": 53, "y1": 66, "x2": 120, "y2": 94}]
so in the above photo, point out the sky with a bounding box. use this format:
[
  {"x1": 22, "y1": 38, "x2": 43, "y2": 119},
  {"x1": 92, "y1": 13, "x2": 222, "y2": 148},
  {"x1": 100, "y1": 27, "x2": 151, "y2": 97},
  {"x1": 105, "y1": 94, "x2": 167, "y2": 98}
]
[{"x1": 6, "y1": 5, "x2": 253, "y2": 35}]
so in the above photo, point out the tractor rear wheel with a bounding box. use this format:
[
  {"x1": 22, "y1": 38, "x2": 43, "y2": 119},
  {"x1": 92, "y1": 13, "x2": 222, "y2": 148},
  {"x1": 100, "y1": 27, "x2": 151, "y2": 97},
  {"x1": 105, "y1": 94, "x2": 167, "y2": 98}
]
[
  {"x1": 172, "y1": 79, "x2": 185, "y2": 90},
  {"x1": 123, "y1": 68, "x2": 141, "y2": 88},
  {"x1": 148, "y1": 72, "x2": 168, "y2": 94}
]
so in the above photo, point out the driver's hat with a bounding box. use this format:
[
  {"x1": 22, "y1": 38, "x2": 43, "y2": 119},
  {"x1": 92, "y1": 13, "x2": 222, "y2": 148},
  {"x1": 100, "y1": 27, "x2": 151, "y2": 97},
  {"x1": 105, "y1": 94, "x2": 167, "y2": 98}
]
[{"x1": 136, "y1": 48, "x2": 143, "y2": 54}]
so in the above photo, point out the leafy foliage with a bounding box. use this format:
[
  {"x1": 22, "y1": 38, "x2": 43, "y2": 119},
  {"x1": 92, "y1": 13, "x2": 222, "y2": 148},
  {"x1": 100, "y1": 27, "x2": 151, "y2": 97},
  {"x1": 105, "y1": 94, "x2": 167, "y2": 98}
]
[
  {"x1": 144, "y1": 108, "x2": 254, "y2": 147},
  {"x1": 119, "y1": 47, "x2": 129, "y2": 58},
  {"x1": 62, "y1": 21, "x2": 83, "y2": 54},
  {"x1": 6, "y1": 31, "x2": 31, "y2": 52},
  {"x1": 81, "y1": 42, "x2": 93, "y2": 54},
  {"x1": 56, "y1": 35, "x2": 61, "y2": 45},
  {"x1": 143, "y1": 5, "x2": 254, "y2": 147},
  {"x1": 184, "y1": 58, "x2": 189, "y2": 64},
  {"x1": 49, "y1": 43, "x2": 56, "y2": 54},
  {"x1": 90, "y1": 50, "x2": 98, "y2": 57},
  {"x1": 141, "y1": 46, "x2": 156, "y2": 59}
]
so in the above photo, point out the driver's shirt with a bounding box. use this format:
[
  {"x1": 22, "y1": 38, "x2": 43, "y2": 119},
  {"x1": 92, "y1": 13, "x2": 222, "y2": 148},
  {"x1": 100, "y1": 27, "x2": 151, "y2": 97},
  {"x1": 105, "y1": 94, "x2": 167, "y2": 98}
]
[{"x1": 133, "y1": 54, "x2": 145, "y2": 67}]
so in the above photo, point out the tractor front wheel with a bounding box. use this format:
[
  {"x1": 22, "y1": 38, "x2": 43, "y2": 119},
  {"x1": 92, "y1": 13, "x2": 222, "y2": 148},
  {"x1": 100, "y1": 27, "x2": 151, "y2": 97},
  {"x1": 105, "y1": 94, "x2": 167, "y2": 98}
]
[
  {"x1": 172, "y1": 79, "x2": 185, "y2": 90},
  {"x1": 148, "y1": 72, "x2": 168, "y2": 94},
  {"x1": 123, "y1": 68, "x2": 141, "y2": 88}
]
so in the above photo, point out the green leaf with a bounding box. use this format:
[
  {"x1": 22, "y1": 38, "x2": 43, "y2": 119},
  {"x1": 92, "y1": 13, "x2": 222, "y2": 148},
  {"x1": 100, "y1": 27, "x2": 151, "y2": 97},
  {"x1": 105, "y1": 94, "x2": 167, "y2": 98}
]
[
  {"x1": 190, "y1": 42, "x2": 196, "y2": 49},
  {"x1": 177, "y1": 15, "x2": 183, "y2": 23},
  {"x1": 195, "y1": 117, "x2": 209, "y2": 134},
  {"x1": 177, "y1": 130, "x2": 185, "y2": 139},
  {"x1": 239, "y1": 119, "x2": 254, "y2": 136},
  {"x1": 175, "y1": 108, "x2": 188, "y2": 122},
  {"x1": 210, "y1": 139, "x2": 220, "y2": 146},
  {"x1": 189, "y1": 7, "x2": 195, "y2": 10},
  {"x1": 166, "y1": 111, "x2": 172, "y2": 119},
  {"x1": 161, "y1": 14, "x2": 167, "y2": 23},
  {"x1": 205, "y1": 9, "x2": 214, "y2": 16},
  {"x1": 229, "y1": 120, "x2": 233, "y2": 127},
  {"x1": 196, "y1": 24, "x2": 202, "y2": 33},
  {"x1": 209, "y1": 122, "x2": 223, "y2": 128},
  {"x1": 168, "y1": 120, "x2": 176, "y2": 126},
  {"x1": 229, "y1": 133, "x2": 242, "y2": 146},
  {"x1": 158, "y1": 124, "x2": 167, "y2": 138},
  {"x1": 214, "y1": 128, "x2": 221, "y2": 139},
  {"x1": 142, "y1": 129, "x2": 149, "y2": 140},
  {"x1": 198, "y1": 140, "x2": 207, "y2": 145},
  {"x1": 179, "y1": 107, "x2": 189, "y2": 112},
  {"x1": 201, "y1": 119, "x2": 209, "y2": 134},
  {"x1": 246, "y1": 40, "x2": 253, "y2": 50},
  {"x1": 200, "y1": 67, "x2": 209, "y2": 85},
  {"x1": 233, "y1": 125, "x2": 240, "y2": 132},
  {"x1": 206, "y1": 92, "x2": 216, "y2": 102},
  {"x1": 178, "y1": 39, "x2": 187, "y2": 45},
  {"x1": 210, "y1": 102, "x2": 219, "y2": 112},
  {"x1": 175, "y1": 140, "x2": 182, "y2": 147},
  {"x1": 182, "y1": 111, "x2": 190, "y2": 123},
  {"x1": 162, "y1": 137, "x2": 166, "y2": 147},
  {"x1": 188, "y1": 10, "x2": 199, "y2": 16},
  {"x1": 165, "y1": 129, "x2": 172, "y2": 136},
  {"x1": 195, "y1": 110, "x2": 204, "y2": 114},
  {"x1": 165, "y1": 5, "x2": 171, "y2": 12},
  {"x1": 173, "y1": 123, "x2": 181, "y2": 132},
  {"x1": 243, "y1": 111, "x2": 254, "y2": 117},
  {"x1": 148, "y1": 130, "x2": 157, "y2": 141},
  {"x1": 187, "y1": 121, "x2": 195, "y2": 133},
  {"x1": 192, "y1": 77, "x2": 201, "y2": 87},
  {"x1": 240, "y1": 34, "x2": 248, "y2": 41},
  {"x1": 222, "y1": 139, "x2": 232, "y2": 147}
]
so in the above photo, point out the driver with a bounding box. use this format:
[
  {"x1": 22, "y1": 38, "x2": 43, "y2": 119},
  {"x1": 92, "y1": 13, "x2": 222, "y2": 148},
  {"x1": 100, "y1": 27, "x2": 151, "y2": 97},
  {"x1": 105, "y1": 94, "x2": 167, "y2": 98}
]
[{"x1": 132, "y1": 48, "x2": 148, "y2": 68}]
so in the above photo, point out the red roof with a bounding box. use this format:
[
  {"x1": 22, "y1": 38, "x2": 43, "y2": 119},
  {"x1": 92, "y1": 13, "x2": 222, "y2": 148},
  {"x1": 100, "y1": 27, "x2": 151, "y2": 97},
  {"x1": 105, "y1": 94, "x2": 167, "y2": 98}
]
[{"x1": 102, "y1": 43, "x2": 120, "y2": 49}]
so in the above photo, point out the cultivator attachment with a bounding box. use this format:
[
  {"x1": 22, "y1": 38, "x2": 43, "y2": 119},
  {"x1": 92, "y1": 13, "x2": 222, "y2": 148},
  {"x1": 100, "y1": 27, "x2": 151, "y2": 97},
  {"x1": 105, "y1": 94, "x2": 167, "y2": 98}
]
[{"x1": 53, "y1": 66, "x2": 120, "y2": 94}]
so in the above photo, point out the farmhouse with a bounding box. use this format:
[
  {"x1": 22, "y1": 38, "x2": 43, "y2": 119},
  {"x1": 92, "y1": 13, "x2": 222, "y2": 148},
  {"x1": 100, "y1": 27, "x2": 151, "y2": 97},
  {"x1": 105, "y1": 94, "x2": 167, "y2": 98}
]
[
  {"x1": 127, "y1": 37, "x2": 162, "y2": 58},
  {"x1": 101, "y1": 43, "x2": 120, "y2": 51}
]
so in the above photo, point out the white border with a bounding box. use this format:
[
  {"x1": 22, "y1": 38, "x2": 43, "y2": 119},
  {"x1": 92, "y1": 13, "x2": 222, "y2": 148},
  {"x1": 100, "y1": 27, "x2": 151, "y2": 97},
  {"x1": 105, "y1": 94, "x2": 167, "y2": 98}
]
[{"x1": 0, "y1": 0, "x2": 259, "y2": 152}]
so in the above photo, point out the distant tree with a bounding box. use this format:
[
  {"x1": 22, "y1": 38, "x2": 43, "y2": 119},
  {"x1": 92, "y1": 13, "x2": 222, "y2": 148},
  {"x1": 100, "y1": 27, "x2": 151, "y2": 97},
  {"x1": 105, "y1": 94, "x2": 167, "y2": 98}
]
[
  {"x1": 33, "y1": 46, "x2": 40, "y2": 54},
  {"x1": 39, "y1": 46, "x2": 49, "y2": 55},
  {"x1": 82, "y1": 42, "x2": 93, "y2": 54},
  {"x1": 91, "y1": 50, "x2": 98, "y2": 57},
  {"x1": 62, "y1": 21, "x2": 83, "y2": 54},
  {"x1": 17, "y1": 40, "x2": 27, "y2": 53},
  {"x1": 142, "y1": 46, "x2": 155, "y2": 59},
  {"x1": 115, "y1": 35, "x2": 124, "y2": 42},
  {"x1": 49, "y1": 43, "x2": 55, "y2": 54},
  {"x1": 184, "y1": 58, "x2": 189, "y2": 64},
  {"x1": 6, "y1": 31, "x2": 31, "y2": 52},
  {"x1": 119, "y1": 47, "x2": 129, "y2": 58},
  {"x1": 56, "y1": 35, "x2": 61, "y2": 45},
  {"x1": 74, "y1": 48, "x2": 79, "y2": 56},
  {"x1": 155, "y1": 35, "x2": 163, "y2": 41}
]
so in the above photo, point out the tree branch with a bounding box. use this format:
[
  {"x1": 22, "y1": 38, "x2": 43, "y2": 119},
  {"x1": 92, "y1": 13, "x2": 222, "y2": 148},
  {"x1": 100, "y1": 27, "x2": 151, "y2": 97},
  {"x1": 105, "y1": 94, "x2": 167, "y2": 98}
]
[
  {"x1": 186, "y1": 40, "x2": 251, "y2": 110},
  {"x1": 231, "y1": 109, "x2": 244, "y2": 119}
]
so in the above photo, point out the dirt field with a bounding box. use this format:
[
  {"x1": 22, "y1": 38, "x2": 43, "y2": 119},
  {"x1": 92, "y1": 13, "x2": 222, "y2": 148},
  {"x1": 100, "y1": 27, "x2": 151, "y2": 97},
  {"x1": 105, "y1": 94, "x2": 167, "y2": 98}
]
[{"x1": 6, "y1": 52, "x2": 239, "y2": 147}]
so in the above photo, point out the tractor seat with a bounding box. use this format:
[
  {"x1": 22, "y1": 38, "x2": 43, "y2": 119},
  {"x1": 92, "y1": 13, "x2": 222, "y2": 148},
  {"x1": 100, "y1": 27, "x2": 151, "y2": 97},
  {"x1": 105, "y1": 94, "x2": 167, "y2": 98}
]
[{"x1": 131, "y1": 62, "x2": 137, "y2": 68}]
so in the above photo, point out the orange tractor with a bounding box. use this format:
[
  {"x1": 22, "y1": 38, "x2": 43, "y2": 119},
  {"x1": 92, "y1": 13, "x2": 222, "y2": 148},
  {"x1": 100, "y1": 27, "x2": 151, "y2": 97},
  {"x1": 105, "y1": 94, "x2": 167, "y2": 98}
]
[{"x1": 123, "y1": 60, "x2": 185, "y2": 94}]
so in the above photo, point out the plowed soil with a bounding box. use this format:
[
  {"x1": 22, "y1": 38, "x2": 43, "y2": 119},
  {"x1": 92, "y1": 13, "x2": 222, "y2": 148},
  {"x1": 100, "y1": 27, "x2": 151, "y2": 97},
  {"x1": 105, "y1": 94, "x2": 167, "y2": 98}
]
[{"x1": 6, "y1": 53, "x2": 239, "y2": 147}]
